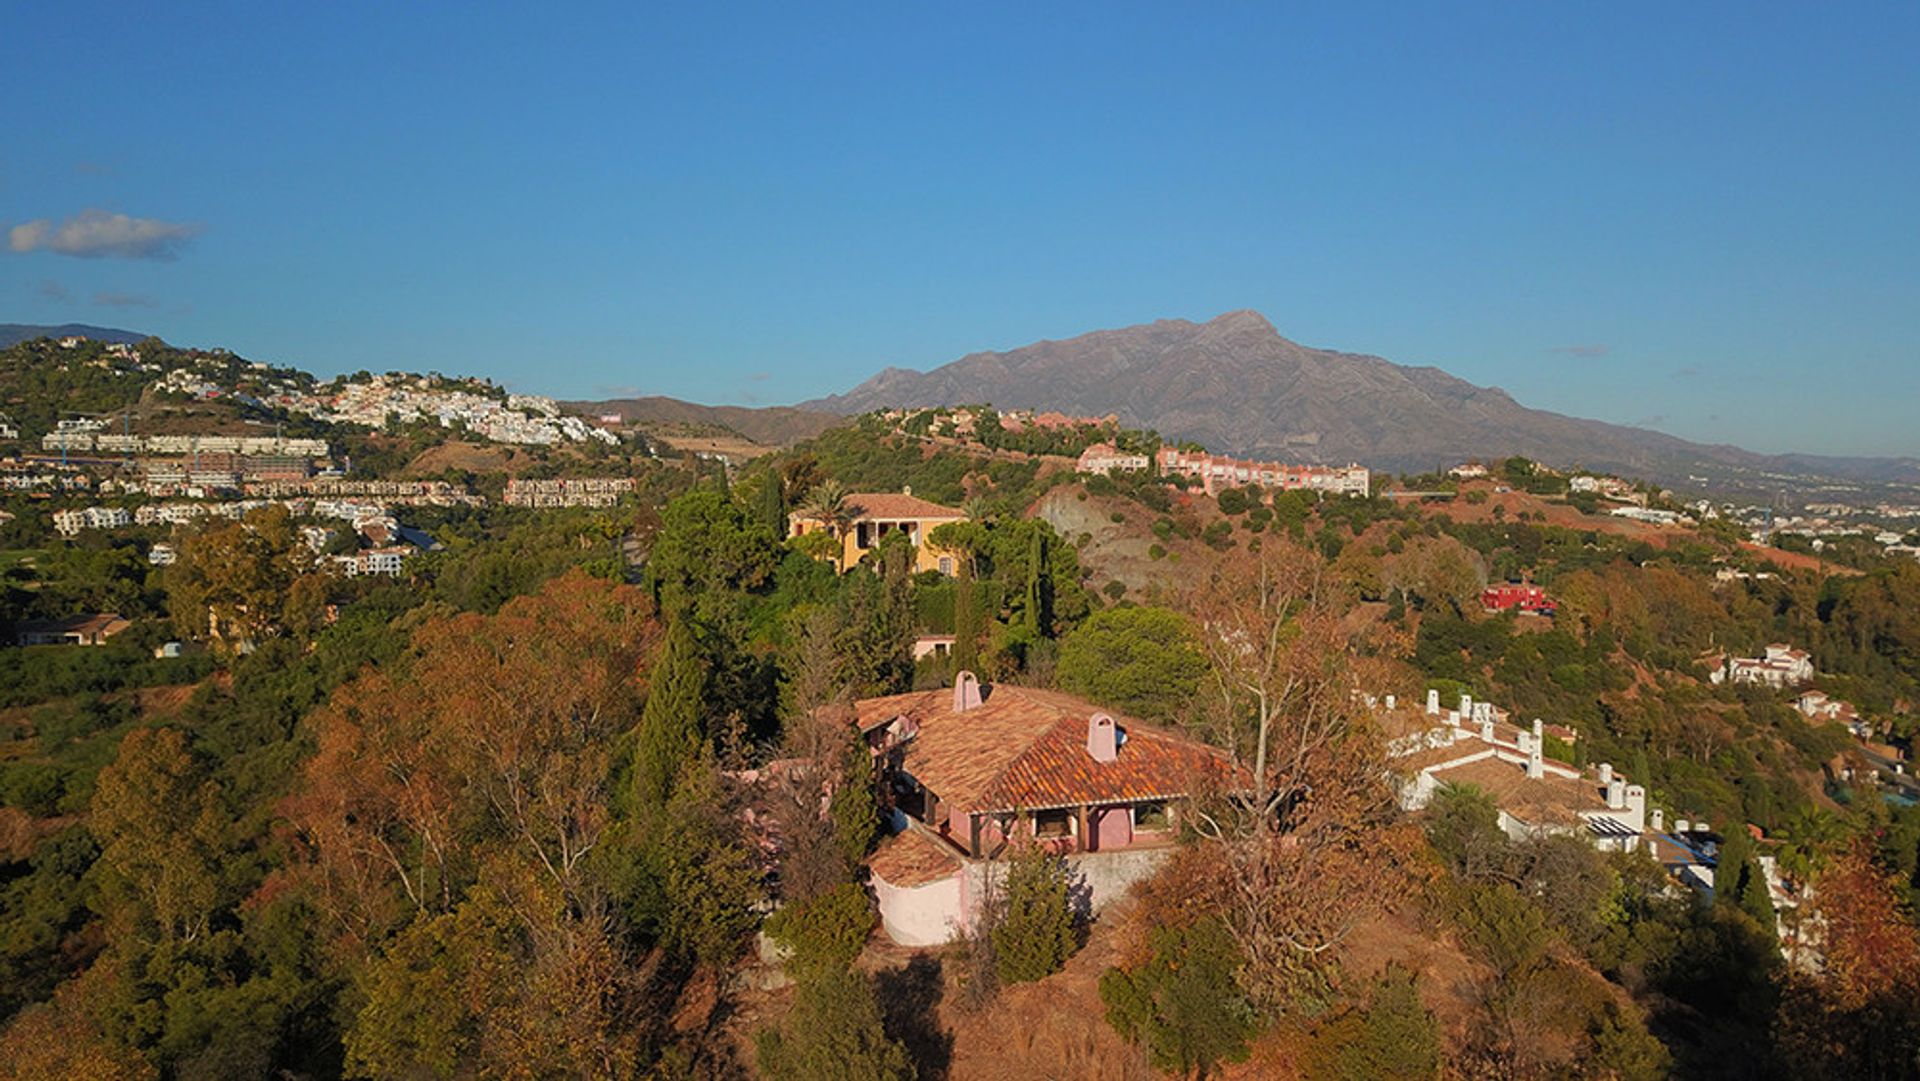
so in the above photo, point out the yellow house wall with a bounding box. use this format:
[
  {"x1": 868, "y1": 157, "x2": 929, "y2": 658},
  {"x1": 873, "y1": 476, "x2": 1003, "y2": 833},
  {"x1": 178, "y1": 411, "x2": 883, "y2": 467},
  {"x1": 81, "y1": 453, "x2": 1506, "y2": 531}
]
[
  {"x1": 840, "y1": 517, "x2": 958, "y2": 574},
  {"x1": 790, "y1": 516, "x2": 959, "y2": 574}
]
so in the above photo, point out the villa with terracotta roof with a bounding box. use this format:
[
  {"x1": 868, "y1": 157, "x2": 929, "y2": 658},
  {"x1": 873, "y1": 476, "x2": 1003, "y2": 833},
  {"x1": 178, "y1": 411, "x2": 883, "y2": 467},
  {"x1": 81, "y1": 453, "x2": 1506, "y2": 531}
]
[
  {"x1": 788, "y1": 490, "x2": 968, "y2": 575},
  {"x1": 14, "y1": 612, "x2": 132, "y2": 647},
  {"x1": 1387, "y1": 689, "x2": 1647, "y2": 852},
  {"x1": 850, "y1": 673, "x2": 1232, "y2": 945}
]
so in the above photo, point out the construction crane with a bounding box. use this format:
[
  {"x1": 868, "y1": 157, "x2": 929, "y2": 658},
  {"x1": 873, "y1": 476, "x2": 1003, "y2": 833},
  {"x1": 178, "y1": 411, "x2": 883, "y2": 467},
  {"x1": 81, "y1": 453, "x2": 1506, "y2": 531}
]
[{"x1": 53, "y1": 400, "x2": 136, "y2": 467}]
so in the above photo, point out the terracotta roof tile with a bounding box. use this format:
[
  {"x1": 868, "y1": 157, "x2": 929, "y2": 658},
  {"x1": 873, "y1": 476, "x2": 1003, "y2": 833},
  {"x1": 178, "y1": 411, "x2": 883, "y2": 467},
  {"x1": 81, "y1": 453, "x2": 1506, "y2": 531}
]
[
  {"x1": 1426, "y1": 756, "x2": 1610, "y2": 827},
  {"x1": 842, "y1": 493, "x2": 966, "y2": 521},
  {"x1": 868, "y1": 824, "x2": 965, "y2": 888},
  {"x1": 852, "y1": 684, "x2": 1232, "y2": 815}
]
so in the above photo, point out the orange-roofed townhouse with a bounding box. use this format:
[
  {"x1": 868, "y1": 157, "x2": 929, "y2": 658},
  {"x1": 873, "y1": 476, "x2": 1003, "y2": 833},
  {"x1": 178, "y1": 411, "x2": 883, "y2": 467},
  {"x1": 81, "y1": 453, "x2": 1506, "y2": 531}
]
[
  {"x1": 788, "y1": 489, "x2": 968, "y2": 575},
  {"x1": 848, "y1": 672, "x2": 1235, "y2": 946}
]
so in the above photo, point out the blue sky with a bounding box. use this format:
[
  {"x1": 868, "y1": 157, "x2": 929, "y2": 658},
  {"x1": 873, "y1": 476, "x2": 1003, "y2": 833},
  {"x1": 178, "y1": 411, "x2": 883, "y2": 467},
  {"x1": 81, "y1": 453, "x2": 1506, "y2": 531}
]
[{"x1": 4, "y1": 3, "x2": 1916, "y2": 455}]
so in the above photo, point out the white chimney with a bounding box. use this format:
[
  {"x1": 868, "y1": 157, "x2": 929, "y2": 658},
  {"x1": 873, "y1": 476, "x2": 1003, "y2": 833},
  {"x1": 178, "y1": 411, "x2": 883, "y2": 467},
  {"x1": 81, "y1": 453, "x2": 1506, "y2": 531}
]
[
  {"x1": 953, "y1": 670, "x2": 983, "y2": 713},
  {"x1": 1385, "y1": 694, "x2": 1397, "y2": 711},
  {"x1": 1426, "y1": 689, "x2": 1440, "y2": 715},
  {"x1": 1676, "y1": 818, "x2": 1691, "y2": 835},
  {"x1": 1607, "y1": 778, "x2": 1627, "y2": 810},
  {"x1": 1448, "y1": 709, "x2": 1460, "y2": 727},
  {"x1": 1460, "y1": 693, "x2": 1473, "y2": 717},
  {"x1": 1526, "y1": 735, "x2": 1544, "y2": 780},
  {"x1": 1652, "y1": 808, "x2": 1665, "y2": 833},
  {"x1": 1531, "y1": 718, "x2": 1544, "y2": 744},
  {"x1": 1625, "y1": 785, "x2": 1646, "y2": 831},
  {"x1": 1479, "y1": 715, "x2": 1495, "y2": 742},
  {"x1": 1599, "y1": 763, "x2": 1614, "y2": 787},
  {"x1": 1086, "y1": 713, "x2": 1118, "y2": 763}
]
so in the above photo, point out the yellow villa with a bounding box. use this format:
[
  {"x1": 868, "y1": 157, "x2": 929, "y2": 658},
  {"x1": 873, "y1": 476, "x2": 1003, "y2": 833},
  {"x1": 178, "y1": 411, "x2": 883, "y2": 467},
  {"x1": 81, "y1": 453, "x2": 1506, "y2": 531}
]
[{"x1": 788, "y1": 490, "x2": 967, "y2": 575}]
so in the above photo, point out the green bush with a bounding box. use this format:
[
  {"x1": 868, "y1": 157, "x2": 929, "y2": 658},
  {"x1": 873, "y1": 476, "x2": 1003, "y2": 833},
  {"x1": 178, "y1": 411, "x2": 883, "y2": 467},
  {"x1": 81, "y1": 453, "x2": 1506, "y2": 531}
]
[
  {"x1": 1303, "y1": 966, "x2": 1440, "y2": 1081},
  {"x1": 993, "y1": 843, "x2": 1076, "y2": 985},
  {"x1": 764, "y1": 882, "x2": 876, "y2": 974},
  {"x1": 1100, "y1": 917, "x2": 1257, "y2": 1078}
]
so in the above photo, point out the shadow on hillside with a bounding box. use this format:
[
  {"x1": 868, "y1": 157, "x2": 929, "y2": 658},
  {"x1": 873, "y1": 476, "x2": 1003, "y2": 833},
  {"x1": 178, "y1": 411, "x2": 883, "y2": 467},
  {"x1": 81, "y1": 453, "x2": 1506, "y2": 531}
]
[{"x1": 876, "y1": 954, "x2": 953, "y2": 1080}]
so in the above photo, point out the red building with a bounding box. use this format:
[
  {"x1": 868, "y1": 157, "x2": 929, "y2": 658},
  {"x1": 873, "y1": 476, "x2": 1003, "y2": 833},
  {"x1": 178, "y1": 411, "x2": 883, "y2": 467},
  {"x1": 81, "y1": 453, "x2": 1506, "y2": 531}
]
[{"x1": 1483, "y1": 583, "x2": 1557, "y2": 616}]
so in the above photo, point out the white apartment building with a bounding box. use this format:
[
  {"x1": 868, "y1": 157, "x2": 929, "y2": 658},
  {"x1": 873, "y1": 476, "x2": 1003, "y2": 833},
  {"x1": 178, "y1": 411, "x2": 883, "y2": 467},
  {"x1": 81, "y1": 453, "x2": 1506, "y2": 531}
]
[{"x1": 1075, "y1": 443, "x2": 1150, "y2": 476}]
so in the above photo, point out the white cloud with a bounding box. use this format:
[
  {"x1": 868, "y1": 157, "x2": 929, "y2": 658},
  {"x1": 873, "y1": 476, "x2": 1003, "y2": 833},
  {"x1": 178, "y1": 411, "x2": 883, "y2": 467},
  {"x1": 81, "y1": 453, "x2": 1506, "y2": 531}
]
[{"x1": 8, "y1": 208, "x2": 201, "y2": 260}]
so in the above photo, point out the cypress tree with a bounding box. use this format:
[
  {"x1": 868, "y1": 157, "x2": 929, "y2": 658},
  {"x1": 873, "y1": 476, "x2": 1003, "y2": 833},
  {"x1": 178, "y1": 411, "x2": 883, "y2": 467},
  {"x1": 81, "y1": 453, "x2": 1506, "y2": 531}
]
[
  {"x1": 953, "y1": 561, "x2": 980, "y2": 674},
  {"x1": 758, "y1": 473, "x2": 787, "y2": 540},
  {"x1": 1024, "y1": 529, "x2": 1047, "y2": 638},
  {"x1": 1712, "y1": 828, "x2": 1777, "y2": 943},
  {"x1": 635, "y1": 620, "x2": 707, "y2": 814},
  {"x1": 1712, "y1": 829, "x2": 1748, "y2": 905},
  {"x1": 1740, "y1": 862, "x2": 1778, "y2": 935}
]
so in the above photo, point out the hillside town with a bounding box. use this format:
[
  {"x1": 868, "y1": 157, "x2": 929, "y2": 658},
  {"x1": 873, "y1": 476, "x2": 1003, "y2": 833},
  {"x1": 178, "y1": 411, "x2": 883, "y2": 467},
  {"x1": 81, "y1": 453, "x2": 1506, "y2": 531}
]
[{"x1": 6, "y1": 363, "x2": 1920, "y2": 1078}]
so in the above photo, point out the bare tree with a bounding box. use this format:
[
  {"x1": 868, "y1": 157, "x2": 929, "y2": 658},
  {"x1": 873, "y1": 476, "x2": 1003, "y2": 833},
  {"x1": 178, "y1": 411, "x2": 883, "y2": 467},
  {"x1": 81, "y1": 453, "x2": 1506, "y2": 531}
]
[{"x1": 1180, "y1": 540, "x2": 1418, "y2": 1009}]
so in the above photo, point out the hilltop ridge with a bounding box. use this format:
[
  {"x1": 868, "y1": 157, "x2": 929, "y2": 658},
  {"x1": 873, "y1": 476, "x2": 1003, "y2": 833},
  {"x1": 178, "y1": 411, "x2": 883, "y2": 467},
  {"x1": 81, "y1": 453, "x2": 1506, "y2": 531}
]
[{"x1": 806, "y1": 311, "x2": 1920, "y2": 496}]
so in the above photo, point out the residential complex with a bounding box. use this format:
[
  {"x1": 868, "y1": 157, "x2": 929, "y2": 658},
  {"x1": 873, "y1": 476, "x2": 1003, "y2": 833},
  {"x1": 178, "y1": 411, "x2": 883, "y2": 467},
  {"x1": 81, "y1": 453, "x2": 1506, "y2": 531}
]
[
  {"x1": 1154, "y1": 447, "x2": 1369, "y2": 497},
  {"x1": 315, "y1": 376, "x2": 615, "y2": 446},
  {"x1": 41, "y1": 430, "x2": 330, "y2": 458},
  {"x1": 52, "y1": 506, "x2": 131, "y2": 535},
  {"x1": 502, "y1": 477, "x2": 638, "y2": 508}
]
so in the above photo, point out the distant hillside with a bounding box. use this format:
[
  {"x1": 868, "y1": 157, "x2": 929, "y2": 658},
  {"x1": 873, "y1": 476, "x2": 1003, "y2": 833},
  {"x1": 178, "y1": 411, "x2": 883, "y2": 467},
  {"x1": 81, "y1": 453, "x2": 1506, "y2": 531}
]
[
  {"x1": 563, "y1": 396, "x2": 843, "y2": 447},
  {"x1": 806, "y1": 310, "x2": 1920, "y2": 496},
  {"x1": 0, "y1": 323, "x2": 149, "y2": 348}
]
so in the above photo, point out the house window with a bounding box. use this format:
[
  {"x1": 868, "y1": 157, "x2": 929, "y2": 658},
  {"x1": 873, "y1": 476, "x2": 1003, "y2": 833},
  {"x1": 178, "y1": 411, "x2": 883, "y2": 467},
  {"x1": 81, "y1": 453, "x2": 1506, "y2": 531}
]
[
  {"x1": 938, "y1": 555, "x2": 954, "y2": 575},
  {"x1": 1132, "y1": 801, "x2": 1171, "y2": 831},
  {"x1": 1033, "y1": 809, "x2": 1073, "y2": 839}
]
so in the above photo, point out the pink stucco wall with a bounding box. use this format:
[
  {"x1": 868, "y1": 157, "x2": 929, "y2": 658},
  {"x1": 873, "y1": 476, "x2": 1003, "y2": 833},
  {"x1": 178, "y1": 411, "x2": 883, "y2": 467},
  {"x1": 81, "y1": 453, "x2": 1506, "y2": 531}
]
[{"x1": 1093, "y1": 806, "x2": 1133, "y2": 850}]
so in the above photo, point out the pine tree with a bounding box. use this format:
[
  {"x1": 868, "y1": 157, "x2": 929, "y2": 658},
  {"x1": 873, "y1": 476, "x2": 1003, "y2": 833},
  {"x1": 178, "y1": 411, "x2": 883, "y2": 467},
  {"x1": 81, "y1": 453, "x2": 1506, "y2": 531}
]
[
  {"x1": 648, "y1": 754, "x2": 762, "y2": 965},
  {"x1": 634, "y1": 620, "x2": 707, "y2": 814},
  {"x1": 993, "y1": 840, "x2": 1076, "y2": 984}
]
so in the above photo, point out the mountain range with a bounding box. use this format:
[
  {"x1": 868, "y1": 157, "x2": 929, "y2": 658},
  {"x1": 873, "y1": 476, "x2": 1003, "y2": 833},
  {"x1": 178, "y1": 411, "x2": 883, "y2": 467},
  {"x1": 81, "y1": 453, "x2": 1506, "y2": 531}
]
[
  {"x1": 0, "y1": 323, "x2": 148, "y2": 349},
  {"x1": 804, "y1": 310, "x2": 1920, "y2": 496}
]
